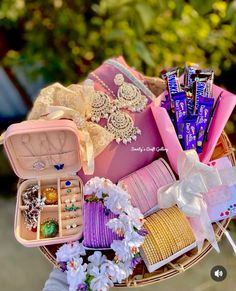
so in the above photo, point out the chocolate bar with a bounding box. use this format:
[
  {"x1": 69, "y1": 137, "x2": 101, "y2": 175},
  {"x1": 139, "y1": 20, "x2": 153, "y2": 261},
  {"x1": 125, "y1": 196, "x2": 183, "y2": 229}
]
[
  {"x1": 172, "y1": 92, "x2": 187, "y2": 139},
  {"x1": 192, "y1": 75, "x2": 211, "y2": 112},
  {"x1": 184, "y1": 62, "x2": 199, "y2": 90},
  {"x1": 196, "y1": 96, "x2": 214, "y2": 153},
  {"x1": 183, "y1": 115, "x2": 197, "y2": 150},
  {"x1": 196, "y1": 69, "x2": 214, "y2": 98},
  {"x1": 161, "y1": 68, "x2": 181, "y2": 103}
]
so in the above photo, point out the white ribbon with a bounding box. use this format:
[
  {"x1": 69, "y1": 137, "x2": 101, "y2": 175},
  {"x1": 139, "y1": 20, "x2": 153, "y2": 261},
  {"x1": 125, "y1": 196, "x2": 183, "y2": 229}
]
[{"x1": 157, "y1": 150, "x2": 236, "y2": 252}]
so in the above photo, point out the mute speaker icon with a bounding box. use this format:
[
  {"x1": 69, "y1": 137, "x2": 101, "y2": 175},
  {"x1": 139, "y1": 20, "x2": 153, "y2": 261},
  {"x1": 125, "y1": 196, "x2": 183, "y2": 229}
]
[
  {"x1": 211, "y1": 265, "x2": 227, "y2": 281},
  {"x1": 214, "y1": 269, "x2": 223, "y2": 278}
]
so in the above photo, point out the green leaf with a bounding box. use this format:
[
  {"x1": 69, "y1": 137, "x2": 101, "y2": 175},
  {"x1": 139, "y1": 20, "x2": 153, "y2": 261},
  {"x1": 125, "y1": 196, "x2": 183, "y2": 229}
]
[
  {"x1": 135, "y1": 3, "x2": 155, "y2": 30},
  {"x1": 134, "y1": 40, "x2": 155, "y2": 67},
  {"x1": 85, "y1": 274, "x2": 94, "y2": 286},
  {"x1": 174, "y1": 0, "x2": 185, "y2": 18},
  {"x1": 226, "y1": 0, "x2": 236, "y2": 28},
  {"x1": 107, "y1": 29, "x2": 125, "y2": 40},
  {"x1": 190, "y1": 0, "x2": 215, "y2": 15}
]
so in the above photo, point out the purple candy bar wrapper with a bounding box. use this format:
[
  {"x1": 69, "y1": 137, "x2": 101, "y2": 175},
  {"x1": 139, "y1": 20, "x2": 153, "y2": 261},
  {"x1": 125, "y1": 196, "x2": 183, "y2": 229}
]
[
  {"x1": 184, "y1": 63, "x2": 199, "y2": 90},
  {"x1": 167, "y1": 74, "x2": 180, "y2": 102},
  {"x1": 193, "y1": 78, "x2": 208, "y2": 112},
  {"x1": 187, "y1": 97, "x2": 194, "y2": 115},
  {"x1": 192, "y1": 72, "x2": 213, "y2": 112},
  {"x1": 196, "y1": 96, "x2": 214, "y2": 153},
  {"x1": 196, "y1": 69, "x2": 214, "y2": 97},
  {"x1": 161, "y1": 100, "x2": 171, "y2": 111},
  {"x1": 83, "y1": 201, "x2": 121, "y2": 248},
  {"x1": 183, "y1": 115, "x2": 198, "y2": 150},
  {"x1": 172, "y1": 92, "x2": 187, "y2": 139},
  {"x1": 161, "y1": 68, "x2": 181, "y2": 105},
  {"x1": 165, "y1": 94, "x2": 171, "y2": 102}
]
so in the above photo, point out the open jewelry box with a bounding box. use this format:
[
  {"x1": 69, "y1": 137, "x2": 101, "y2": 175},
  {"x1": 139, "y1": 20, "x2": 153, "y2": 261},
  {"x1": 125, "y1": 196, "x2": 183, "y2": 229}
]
[{"x1": 3, "y1": 119, "x2": 84, "y2": 247}]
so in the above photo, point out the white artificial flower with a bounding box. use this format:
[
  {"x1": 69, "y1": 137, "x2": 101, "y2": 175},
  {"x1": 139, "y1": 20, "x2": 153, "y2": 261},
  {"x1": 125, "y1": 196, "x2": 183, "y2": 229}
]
[
  {"x1": 88, "y1": 251, "x2": 107, "y2": 267},
  {"x1": 104, "y1": 190, "x2": 130, "y2": 214},
  {"x1": 90, "y1": 274, "x2": 113, "y2": 291},
  {"x1": 117, "y1": 261, "x2": 133, "y2": 278},
  {"x1": 125, "y1": 205, "x2": 144, "y2": 229},
  {"x1": 111, "y1": 240, "x2": 133, "y2": 262},
  {"x1": 106, "y1": 213, "x2": 133, "y2": 234},
  {"x1": 87, "y1": 265, "x2": 101, "y2": 278},
  {"x1": 84, "y1": 177, "x2": 103, "y2": 197},
  {"x1": 56, "y1": 241, "x2": 86, "y2": 262},
  {"x1": 101, "y1": 261, "x2": 127, "y2": 283},
  {"x1": 84, "y1": 177, "x2": 114, "y2": 198},
  {"x1": 66, "y1": 257, "x2": 87, "y2": 291},
  {"x1": 87, "y1": 252, "x2": 108, "y2": 277},
  {"x1": 125, "y1": 231, "x2": 145, "y2": 250}
]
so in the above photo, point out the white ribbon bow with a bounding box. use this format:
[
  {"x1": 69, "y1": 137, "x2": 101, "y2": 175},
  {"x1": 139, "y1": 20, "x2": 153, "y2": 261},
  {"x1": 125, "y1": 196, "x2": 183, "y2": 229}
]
[{"x1": 157, "y1": 150, "x2": 236, "y2": 252}]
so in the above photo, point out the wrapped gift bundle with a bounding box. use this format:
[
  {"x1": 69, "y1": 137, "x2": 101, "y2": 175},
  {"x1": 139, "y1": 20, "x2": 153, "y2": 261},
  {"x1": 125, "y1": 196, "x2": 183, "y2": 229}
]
[{"x1": 1, "y1": 56, "x2": 236, "y2": 291}]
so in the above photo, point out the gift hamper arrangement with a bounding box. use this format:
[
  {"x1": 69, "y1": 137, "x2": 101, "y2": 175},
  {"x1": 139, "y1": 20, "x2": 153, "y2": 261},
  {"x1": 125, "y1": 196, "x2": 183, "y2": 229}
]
[{"x1": 1, "y1": 56, "x2": 236, "y2": 291}]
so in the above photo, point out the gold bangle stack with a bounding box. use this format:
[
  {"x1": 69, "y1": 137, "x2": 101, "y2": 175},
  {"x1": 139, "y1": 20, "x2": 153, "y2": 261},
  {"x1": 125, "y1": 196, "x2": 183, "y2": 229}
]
[{"x1": 141, "y1": 206, "x2": 196, "y2": 266}]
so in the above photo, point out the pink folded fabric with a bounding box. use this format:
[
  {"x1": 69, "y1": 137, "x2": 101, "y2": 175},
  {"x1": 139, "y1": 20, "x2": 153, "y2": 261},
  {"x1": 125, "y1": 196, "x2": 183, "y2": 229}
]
[
  {"x1": 78, "y1": 56, "x2": 163, "y2": 183},
  {"x1": 118, "y1": 158, "x2": 176, "y2": 215}
]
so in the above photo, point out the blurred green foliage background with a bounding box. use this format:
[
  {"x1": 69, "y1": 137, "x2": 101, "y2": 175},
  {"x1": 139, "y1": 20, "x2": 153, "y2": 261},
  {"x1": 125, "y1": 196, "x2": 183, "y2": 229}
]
[
  {"x1": 0, "y1": 0, "x2": 236, "y2": 84},
  {"x1": 0, "y1": 0, "x2": 235, "y2": 137}
]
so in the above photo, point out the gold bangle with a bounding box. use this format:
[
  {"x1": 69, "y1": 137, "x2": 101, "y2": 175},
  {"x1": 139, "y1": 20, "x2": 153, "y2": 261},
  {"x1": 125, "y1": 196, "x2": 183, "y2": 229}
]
[
  {"x1": 150, "y1": 212, "x2": 178, "y2": 256},
  {"x1": 148, "y1": 214, "x2": 172, "y2": 259},
  {"x1": 141, "y1": 206, "x2": 196, "y2": 267},
  {"x1": 142, "y1": 223, "x2": 163, "y2": 265}
]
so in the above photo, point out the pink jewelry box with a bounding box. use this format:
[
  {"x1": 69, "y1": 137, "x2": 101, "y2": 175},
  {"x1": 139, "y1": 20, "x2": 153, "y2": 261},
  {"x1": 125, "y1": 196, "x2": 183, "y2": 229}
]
[
  {"x1": 151, "y1": 82, "x2": 236, "y2": 173},
  {"x1": 3, "y1": 119, "x2": 84, "y2": 247}
]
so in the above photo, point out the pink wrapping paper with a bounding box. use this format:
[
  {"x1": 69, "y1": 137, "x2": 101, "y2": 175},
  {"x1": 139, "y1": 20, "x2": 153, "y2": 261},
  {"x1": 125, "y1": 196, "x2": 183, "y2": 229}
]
[
  {"x1": 78, "y1": 57, "x2": 163, "y2": 183},
  {"x1": 151, "y1": 84, "x2": 236, "y2": 173}
]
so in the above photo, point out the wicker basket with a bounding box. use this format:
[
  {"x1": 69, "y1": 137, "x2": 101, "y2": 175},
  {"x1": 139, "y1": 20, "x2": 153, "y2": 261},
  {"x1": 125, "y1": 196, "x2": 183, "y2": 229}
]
[{"x1": 39, "y1": 77, "x2": 235, "y2": 287}]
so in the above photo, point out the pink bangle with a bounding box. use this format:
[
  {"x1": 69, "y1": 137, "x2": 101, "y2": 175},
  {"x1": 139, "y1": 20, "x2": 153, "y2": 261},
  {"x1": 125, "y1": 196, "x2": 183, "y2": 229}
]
[{"x1": 119, "y1": 158, "x2": 176, "y2": 215}]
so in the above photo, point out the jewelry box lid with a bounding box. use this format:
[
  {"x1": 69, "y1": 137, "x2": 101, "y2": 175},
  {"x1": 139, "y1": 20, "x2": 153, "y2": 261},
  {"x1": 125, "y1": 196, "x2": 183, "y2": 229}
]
[{"x1": 3, "y1": 119, "x2": 82, "y2": 179}]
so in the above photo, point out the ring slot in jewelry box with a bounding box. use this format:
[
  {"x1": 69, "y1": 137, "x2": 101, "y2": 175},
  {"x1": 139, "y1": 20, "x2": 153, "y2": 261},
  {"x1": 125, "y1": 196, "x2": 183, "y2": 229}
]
[{"x1": 3, "y1": 119, "x2": 84, "y2": 247}]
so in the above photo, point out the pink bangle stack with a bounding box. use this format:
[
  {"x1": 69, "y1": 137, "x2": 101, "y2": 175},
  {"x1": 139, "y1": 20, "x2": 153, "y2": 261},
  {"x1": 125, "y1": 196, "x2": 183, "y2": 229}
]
[
  {"x1": 83, "y1": 201, "x2": 121, "y2": 248},
  {"x1": 119, "y1": 158, "x2": 176, "y2": 215}
]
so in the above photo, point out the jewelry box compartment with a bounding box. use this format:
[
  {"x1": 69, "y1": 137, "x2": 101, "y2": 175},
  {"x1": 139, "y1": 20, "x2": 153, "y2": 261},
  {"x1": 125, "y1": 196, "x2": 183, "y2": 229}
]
[
  {"x1": 15, "y1": 176, "x2": 83, "y2": 247},
  {"x1": 4, "y1": 121, "x2": 81, "y2": 178}
]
